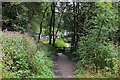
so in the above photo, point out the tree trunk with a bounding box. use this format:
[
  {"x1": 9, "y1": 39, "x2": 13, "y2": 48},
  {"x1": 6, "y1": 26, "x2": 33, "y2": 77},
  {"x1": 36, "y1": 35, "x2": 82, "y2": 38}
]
[
  {"x1": 49, "y1": 3, "x2": 54, "y2": 45},
  {"x1": 76, "y1": 2, "x2": 79, "y2": 43},
  {"x1": 52, "y1": 2, "x2": 55, "y2": 47},
  {"x1": 71, "y1": 2, "x2": 76, "y2": 52},
  {"x1": 73, "y1": 2, "x2": 76, "y2": 48},
  {"x1": 38, "y1": 6, "x2": 49, "y2": 42}
]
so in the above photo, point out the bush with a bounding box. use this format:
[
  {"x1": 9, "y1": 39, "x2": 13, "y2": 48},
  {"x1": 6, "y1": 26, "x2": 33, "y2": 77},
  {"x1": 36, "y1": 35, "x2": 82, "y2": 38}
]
[
  {"x1": 1, "y1": 31, "x2": 54, "y2": 78},
  {"x1": 31, "y1": 51, "x2": 54, "y2": 78},
  {"x1": 55, "y1": 38, "x2": 67, "y2": 48},
  {"x1": 73, "y1": 36, "x2": 119, "y2": 77},
  {"x1": 37, "y1": 41, "x2": 56, "y2": 58}
]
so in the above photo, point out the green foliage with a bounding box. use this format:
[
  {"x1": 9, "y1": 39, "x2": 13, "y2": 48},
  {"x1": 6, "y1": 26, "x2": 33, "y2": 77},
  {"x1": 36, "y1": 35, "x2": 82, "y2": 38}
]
[
  {"x1": 74, "y1": 37, "x2": 118, "y2": 72},
  {"x1": 32, "y1": 51, "x2": 54, "y2": 78},
  {"x1": 55, "y1": 38, "x2": 67, "y2": 48},
  {"x1": 1, "y1": 2, "x2": 119, "y2": 78},
  {"x1": 72, "y1": 2, "x2": 119, "y2": 77},
  {"x1": 74, "y1": 37, "x2": 119, "y2": 78},
  {"x1": 1, "y1": 31, "x2": 54, "y2": 78},
  {"x1": 2, "y1": 2, "x2": 43, "y2": 34},
  {"x1": 37, "y1": 40, "x2": 56, "y2": 57}
]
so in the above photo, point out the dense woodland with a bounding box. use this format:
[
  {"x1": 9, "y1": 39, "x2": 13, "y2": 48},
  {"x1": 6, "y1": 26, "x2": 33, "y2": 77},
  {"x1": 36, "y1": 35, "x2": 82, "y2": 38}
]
[{"x1": 0, "y1": 1, "x2": 120, "y2": 78}]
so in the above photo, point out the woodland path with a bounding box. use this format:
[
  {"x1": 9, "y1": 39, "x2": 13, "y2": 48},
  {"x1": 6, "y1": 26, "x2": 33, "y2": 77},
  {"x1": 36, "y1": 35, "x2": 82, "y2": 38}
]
[{"x1": 53, "y1": 53, "x2": 75, "y2": 78}]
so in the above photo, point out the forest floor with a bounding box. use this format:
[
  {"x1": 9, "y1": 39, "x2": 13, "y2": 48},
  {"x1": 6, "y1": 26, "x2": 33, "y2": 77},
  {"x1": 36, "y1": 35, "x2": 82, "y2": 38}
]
[{"x1": 53, "y1": 53, "x2": 75, "y2": 78}]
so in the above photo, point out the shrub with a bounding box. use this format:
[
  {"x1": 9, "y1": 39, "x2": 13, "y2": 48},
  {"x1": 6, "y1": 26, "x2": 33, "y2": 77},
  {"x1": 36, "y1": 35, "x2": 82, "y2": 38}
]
[
  {"x1": 31, "y1": 51, "x2": 54, "y2": 78},
  {"x1": 55, "y1": 38, "x2": 67, "y2": 48},
  {"x1": 73, "y1": 36, "x2": 119, "y2": 77},
  {"x1": 72, "y1": 2, "x2": 119, "y2": 76},
  {"x1": 1, "y1": 31, "x2": 54, "y2": 78}
]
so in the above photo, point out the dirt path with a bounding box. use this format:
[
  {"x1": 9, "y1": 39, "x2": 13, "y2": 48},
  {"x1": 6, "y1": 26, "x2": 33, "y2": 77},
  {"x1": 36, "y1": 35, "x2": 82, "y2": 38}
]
[{"x1": 53, "y1": 53, "x2": 75, "y2": 78}]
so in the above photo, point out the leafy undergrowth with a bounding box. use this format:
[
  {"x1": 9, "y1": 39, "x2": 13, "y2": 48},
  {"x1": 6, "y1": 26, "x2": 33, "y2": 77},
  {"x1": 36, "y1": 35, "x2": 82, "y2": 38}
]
[
  {"x1": 71, "y1": 2, "x2": 120, "y2": 78},
  {"x1": 55, "y1": 38, "x2": 67, "y2": 48},
  {"x1": 73, "y1": 38, "x2": 120, "y2": 78},
  {"x1": 0, "y1": 31, "x2": 54, "y2": 78},
  {"x1": 71, "y1": 35, "x2": 120, "y2": 78}
]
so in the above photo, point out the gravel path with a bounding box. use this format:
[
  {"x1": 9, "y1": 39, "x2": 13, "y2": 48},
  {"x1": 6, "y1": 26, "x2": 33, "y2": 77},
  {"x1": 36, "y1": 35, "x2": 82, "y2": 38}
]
[{"x1": 53, "y1": 53, "x2": 75, "y2": 78}]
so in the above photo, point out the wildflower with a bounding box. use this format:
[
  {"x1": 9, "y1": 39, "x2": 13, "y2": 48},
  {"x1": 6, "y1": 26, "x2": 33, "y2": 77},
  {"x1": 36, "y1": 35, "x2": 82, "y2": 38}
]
[
  {"x1": 2, "y1": 57, "x2": 6, "y2": 62},
  {"x1": 118, "y1": 65, "x2": 120, "y2": 69},
  {"x1": 2, "y1": 50, "x2": 5, "y2": 54}
]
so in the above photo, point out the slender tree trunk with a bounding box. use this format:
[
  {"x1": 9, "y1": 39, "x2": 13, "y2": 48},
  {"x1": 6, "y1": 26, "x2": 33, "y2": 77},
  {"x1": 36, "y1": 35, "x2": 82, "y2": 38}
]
[
  {"x1": 38, "y1": 22, "x2": 42, "y2": 42},
  {"x1": 38, "y1": 6, "x2": 49, "y2": 42},
  {"x1": 76, "y1": 2, "x2": 79, "y2": 43},
  {"x1": 73, "y1": 2, "x2": 76, "y2": 47},
  {"x1": 49, "y1": 3, "x2": 54, "y2": 45},
  {"x1": 52, "y1": 2, "x2": 55, "y2": 46},
  {"x1": 71, "y1": 2, "x2": 76, "y2": 52},
  {"x1": 54, "y1": 13, "x2": 63, "y2": 45}
]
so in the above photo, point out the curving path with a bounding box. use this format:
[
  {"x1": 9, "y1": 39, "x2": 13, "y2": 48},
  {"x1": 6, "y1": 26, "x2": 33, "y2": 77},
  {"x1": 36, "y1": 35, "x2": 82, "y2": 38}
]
[{"x1": 53, "y1": 53, "x2": 75, "y2": 78}]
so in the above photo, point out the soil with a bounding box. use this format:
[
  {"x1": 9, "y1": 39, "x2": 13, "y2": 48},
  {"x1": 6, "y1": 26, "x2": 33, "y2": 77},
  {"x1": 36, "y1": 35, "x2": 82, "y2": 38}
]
[{"x1": 53, "y1": 53, "x2": 75, "y2": 78}]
